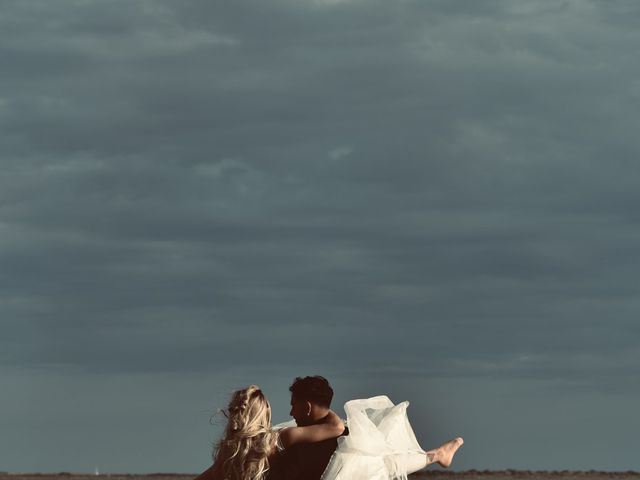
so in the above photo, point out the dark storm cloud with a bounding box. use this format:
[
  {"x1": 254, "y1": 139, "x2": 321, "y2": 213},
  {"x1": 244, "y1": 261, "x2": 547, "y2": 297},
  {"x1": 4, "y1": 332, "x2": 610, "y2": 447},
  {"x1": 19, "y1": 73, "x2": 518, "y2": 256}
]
[
  {"x1": 2, "y1": 0, "x2": 640, "y2": 470},
  {"x1": 2, "y1": 0, "x2": 640, "y2": 383}
]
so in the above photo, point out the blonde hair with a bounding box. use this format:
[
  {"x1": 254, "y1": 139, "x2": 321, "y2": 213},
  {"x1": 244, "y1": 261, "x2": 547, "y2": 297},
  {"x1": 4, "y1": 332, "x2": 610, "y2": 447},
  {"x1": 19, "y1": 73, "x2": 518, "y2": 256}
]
[{"x1": 214, "y1": 385, "x2": 278, "y2": 480}]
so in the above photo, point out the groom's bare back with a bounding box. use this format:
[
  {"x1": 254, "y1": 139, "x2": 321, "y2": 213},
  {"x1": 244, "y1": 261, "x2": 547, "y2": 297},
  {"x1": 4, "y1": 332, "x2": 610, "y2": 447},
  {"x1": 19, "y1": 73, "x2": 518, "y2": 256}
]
[{"x1": 268, "y1": 420, "x2": 348, "y2": 480}]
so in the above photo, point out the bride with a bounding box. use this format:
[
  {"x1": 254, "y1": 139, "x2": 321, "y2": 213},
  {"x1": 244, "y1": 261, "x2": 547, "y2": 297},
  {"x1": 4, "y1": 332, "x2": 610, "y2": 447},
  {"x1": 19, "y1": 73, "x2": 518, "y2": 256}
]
[{"x1": 197, "y1": 383, "x2": 463, "y2": 480}]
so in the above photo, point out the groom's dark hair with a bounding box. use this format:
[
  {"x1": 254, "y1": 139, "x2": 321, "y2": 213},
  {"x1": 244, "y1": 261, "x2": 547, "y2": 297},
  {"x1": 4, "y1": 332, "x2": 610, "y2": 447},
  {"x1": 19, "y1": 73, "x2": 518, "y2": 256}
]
[{"x1": 289, "y1": 375, "x2": 333, "y2": 408}]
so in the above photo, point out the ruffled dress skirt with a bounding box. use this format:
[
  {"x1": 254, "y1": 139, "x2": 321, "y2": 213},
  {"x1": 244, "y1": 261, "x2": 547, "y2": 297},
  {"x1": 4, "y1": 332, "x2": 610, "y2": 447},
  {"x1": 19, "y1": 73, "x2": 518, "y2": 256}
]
[{"x1": 320, "y1": 396, "x2": 425, "y2": 480}]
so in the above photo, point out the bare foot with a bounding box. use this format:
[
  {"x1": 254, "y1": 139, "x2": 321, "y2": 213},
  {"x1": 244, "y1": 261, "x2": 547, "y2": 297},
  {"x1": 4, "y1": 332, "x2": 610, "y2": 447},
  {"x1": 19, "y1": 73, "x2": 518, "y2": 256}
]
[{"x1": 434, "y1": 437, "x2": 464, "y2": 468}]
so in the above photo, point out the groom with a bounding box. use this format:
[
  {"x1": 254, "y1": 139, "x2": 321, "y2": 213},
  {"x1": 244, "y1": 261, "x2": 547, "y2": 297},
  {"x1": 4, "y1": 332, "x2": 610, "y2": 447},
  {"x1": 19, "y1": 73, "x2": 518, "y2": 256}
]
[{"x1": 269, "y1": 375, "x2": 347, "y2": 480}]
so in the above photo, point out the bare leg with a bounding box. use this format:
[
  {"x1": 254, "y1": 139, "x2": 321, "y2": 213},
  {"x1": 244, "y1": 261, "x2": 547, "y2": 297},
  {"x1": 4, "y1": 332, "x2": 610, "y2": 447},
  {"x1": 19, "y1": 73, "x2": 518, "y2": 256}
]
[{"x1": 406, "y1": 437, "x2": 464, "y2": 474}]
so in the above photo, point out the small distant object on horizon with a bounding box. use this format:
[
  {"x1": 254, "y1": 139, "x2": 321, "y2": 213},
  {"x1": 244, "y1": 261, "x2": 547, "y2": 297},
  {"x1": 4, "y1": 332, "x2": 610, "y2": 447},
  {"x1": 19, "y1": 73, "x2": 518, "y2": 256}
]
[{"x1": 94, "y1": 468, "x2": 99, "y2": 476}]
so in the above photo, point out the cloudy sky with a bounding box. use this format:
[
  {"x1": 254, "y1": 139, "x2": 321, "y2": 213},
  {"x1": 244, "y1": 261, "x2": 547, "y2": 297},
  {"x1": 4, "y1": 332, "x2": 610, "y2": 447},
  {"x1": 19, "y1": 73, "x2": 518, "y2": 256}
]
[{"x1": 2, "y1": 0, "x2": 640, "y2": 473}]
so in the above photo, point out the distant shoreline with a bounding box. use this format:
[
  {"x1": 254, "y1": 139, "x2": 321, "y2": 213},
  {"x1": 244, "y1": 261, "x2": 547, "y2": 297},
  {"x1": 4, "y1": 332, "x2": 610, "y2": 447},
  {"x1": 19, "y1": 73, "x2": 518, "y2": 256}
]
[{"x1": 2, "y1": 471, "x2": 639, "y2": 478}]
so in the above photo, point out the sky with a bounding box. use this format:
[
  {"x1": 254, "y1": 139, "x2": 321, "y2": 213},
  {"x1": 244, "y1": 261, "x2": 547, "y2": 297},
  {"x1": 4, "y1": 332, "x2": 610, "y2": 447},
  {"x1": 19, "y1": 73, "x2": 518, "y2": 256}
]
[{"x1": 1, "y1": 0, "x2": 640, "y2": 474}]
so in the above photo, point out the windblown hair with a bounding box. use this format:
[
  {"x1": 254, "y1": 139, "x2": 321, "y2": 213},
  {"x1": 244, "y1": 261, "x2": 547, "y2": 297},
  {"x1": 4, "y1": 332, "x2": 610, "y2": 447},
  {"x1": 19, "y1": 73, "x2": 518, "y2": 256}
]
[{"x1": 214, "y1": 385, "x2": 278, "y2": 480}]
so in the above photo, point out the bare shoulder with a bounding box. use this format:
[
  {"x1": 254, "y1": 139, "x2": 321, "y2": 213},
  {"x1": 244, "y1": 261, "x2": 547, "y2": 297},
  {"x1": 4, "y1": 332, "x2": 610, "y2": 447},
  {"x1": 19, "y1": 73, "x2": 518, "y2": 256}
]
[
  {"x1": 276, "y1": 426, "x2": 295, "y2": 447},
  {"x1": 193, "y1": 461, "x2": 222, "y2": 480}
]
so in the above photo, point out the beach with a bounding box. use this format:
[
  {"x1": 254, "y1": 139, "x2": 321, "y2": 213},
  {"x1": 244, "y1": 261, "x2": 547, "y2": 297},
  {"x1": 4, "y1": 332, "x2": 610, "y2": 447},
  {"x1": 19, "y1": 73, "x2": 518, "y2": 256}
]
[{"x1": 3, "y1": 471, "x2": 639, "y2": 480}]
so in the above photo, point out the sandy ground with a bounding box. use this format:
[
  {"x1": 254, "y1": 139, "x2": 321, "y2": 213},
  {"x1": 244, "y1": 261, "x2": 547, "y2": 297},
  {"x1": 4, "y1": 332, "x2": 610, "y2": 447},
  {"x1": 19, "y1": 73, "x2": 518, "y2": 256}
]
[{"x1": 2, "y1": 471, "x2": 639, "y2": 480}]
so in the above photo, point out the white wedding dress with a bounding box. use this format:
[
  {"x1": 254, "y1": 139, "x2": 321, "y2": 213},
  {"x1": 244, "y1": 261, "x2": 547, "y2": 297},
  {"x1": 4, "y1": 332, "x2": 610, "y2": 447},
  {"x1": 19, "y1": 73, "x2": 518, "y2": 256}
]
[
  {"x1": 273, "y1": 396, "x2": 428, "y2": 480},
  {"x1": 319, "y1": 396, "x2": 426, "y2": 480}
]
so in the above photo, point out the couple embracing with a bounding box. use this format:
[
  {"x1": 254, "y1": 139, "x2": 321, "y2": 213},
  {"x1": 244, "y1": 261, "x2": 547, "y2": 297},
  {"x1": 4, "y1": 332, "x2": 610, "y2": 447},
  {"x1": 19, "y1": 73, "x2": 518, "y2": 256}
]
[{"x1": 196, "y1": 376, "x2": 463, "y2": 480}]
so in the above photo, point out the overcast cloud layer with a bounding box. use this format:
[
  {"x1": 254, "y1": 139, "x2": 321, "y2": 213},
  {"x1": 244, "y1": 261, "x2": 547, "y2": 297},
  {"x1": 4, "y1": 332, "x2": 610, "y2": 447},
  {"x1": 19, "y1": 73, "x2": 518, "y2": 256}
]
[{"x1": 1, "y1": 0, "x2": 640, "y2": 473}]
